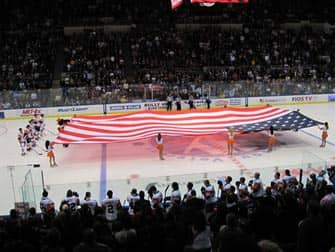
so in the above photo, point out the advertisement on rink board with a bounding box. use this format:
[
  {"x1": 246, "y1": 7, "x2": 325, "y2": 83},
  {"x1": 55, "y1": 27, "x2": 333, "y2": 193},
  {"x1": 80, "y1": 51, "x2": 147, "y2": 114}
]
[
  {"x1": 2, "y1": 94, "x2": 334, "y2": 119},
  {"x1": 328, "y1": 94, "x2": 335, "y2": 102},
  {"x1": 143, "y1": 101, "x2": 167, "y2": 110},
  {"x1": 109, "y1": 104, "x2": 141, "y2": 111},
  {"x1": 21, "y1": 108, "x2": 43, "y2": 117}
]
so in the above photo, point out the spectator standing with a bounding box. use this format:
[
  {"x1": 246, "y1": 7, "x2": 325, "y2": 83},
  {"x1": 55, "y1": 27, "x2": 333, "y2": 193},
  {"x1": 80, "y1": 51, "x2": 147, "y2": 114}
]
[
  {"x1": 175, "y1": 95, "x2": 182, "y2": 111},
  {"x1": 205, "y1": 94, "x2": 211, "y2": 109},
  {"x1": 188, "y1": 94, "x2": 196, "y2": 110},
  {"x1": 166, "y1": 94, "x2": 173, "y2": 111}
]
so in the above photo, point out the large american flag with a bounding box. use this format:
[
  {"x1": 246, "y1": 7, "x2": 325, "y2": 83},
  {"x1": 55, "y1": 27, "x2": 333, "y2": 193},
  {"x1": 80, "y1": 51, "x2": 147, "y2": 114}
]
[{"x1": 53, "y1": 106, "x2": 322, "y2": 144}]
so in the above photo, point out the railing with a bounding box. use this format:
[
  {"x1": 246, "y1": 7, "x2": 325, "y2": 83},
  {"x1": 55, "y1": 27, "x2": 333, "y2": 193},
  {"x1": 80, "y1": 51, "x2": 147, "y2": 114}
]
[{"x1": 1, "y1": 79, "x2": 335, "y2": 110}]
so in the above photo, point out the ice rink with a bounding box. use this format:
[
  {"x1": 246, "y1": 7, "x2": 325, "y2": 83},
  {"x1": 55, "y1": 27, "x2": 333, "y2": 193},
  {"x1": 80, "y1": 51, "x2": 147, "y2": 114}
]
[{"x1": 0, "y1": 103, "x2": 334, "y2": 215}]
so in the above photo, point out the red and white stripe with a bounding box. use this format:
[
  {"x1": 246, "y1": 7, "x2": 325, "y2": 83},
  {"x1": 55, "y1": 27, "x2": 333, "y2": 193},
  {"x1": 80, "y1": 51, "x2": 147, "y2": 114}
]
[{"x1": 53, "y1": 107, "x2": 290, "y2": 144}]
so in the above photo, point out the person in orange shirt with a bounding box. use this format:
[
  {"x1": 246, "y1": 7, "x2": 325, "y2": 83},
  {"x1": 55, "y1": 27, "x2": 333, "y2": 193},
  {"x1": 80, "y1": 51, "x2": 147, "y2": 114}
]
[
  {"x1": 45, "y1": 140, "x2": 57, "y2": 167},
  {"x1": 319, "y1": 122, "x2": 329, "y2": 147},
  {"x1": 156, "y1": 133, "x2": 164, "y2": 160},
  {"x1": 227, "y1": 128, "x2": 235, "y2": 156},
  {"x1": 268, "y1": 126, "x2": 276, "y2": 152}
]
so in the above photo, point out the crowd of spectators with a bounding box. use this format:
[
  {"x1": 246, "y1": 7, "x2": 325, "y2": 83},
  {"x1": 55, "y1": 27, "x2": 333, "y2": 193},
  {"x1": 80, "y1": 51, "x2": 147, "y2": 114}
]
[
  {"x1": 2, "y1": 0, "x2": 335, "y2": 109},
  {"x1": 0, "y1": 19, "x2": 58, "y2": 91},
  {"x1": 59, "y1": 24, "x2": 335, "y2": 105},
  {"x1": 0, "y1": 0, "x2": 62, "y2": 91},
  {"x1": 1, "y1": 168, "x2": 335, "y2": 251}
]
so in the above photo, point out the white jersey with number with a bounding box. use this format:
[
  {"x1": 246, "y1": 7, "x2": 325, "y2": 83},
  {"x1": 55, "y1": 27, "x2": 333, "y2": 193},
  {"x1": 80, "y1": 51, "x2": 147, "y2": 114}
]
[
  {"x1": 62, "y1": 196, "x2": 79, "y2": 211},
  {"x1": 81, "y1": 198, "x2": 98, "y2": 214},
  {"x1": 40, "y1": 197, "x2": 55, "y2": 214},
  {"x1": 102, "y1": 197, "x2": 120, "y2": 221}
]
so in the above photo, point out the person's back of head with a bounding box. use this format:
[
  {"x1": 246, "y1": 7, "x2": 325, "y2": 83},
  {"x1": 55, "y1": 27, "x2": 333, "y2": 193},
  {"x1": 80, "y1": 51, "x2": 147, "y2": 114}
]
[
  {"x1": 42, "y1": 189, "x2": 48, "y2": 197},
  {"x1": 192, "y1": 211, "x2": 207, "y2": 233},
  {"x1": 254, "y1": 172, "x2": 260, "y2": 179},
  {"x1": 82, "y1": 228, "x2": 96, "y2": 244},
  {"x1": 307, "y1": 200, "x2": 320, "y2": 216},
  {"x1": 187, "y1": 182, "x2": 193, "y2": 190},
  {"x1": 226, "y1": 213, "x2": 238, "y2": 228},
  {"x1": 131, "y1": 188, "x2": 137, "y2": 195},
  {"x1": 29, "y1": 207, "x2": 36, "y2": 216},
  {"x1": 107, "y1": 190, "x2": 113, "y2": 199},
  {"x1": 172, "y1": 182, "x2": 179, "y2": 191},
  {"x1": 46, "y1": 227, "x2": 62, "y2": 247},
  {"x1": 85, "y1": 191, "x2": 91, "y2": 199},
  {"x1": 258, "y1": 240, "x2": 283, "y2": 252},
  {"x1": 139, "y1": 190, "x2": 145, "y2": 199},
  {"x1": 66, "y1": 189, "x2": 73, "y2": 197},
  {"x1": 285, "y1": 169, "x2": 290, "y2": 176}
]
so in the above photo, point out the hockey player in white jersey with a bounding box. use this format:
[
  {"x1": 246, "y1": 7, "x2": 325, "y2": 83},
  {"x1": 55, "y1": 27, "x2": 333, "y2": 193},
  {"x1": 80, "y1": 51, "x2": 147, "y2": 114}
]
[
  {"x1": 101, "y1": 190, "x2": 122, "y2": 221},
  {"x1": 81, "y1": 191, "x2": 98, "y2": 215}
]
